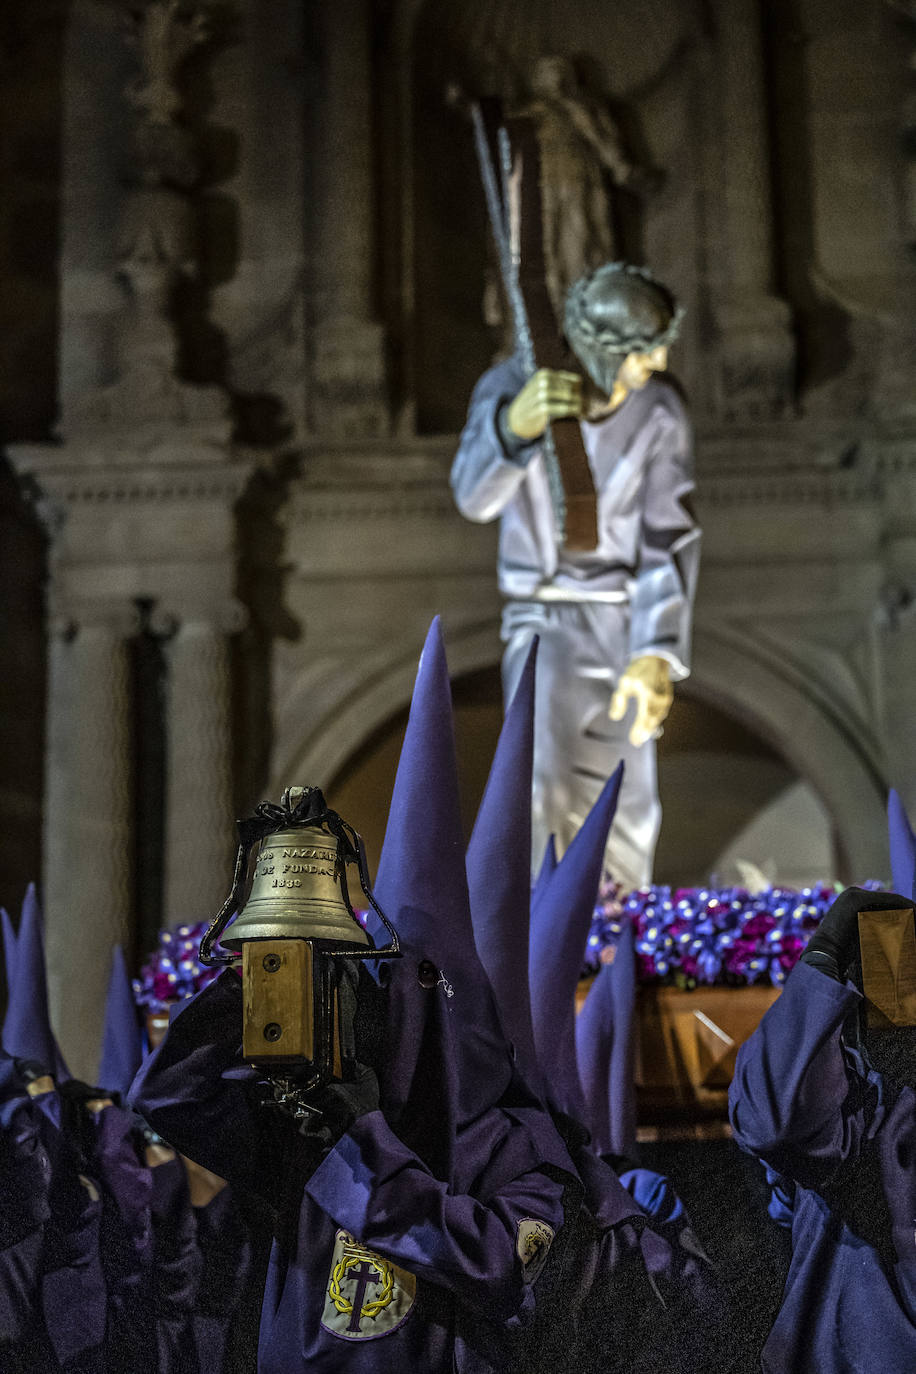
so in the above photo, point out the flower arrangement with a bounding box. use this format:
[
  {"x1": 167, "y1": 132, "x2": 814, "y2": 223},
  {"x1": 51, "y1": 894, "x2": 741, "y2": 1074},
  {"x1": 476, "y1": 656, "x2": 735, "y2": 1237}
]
[
  {"x1": 582, "y1": 880, "x2": 880, "y2": 988},
  {"x1": 133, "y1": 921, "x2": 224, "y2": 1012},
  {"x1": 134, "y1": 882, "x2": 877, "y2": 1008}
]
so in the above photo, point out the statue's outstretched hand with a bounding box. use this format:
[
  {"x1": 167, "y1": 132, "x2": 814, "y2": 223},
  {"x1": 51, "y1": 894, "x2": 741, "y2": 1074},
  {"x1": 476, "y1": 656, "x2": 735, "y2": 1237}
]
[
  {"x1": 609, "y1": 655, "x2": 673, "y2": 748},
  {"x1": 506, "y1": 368, "x2": 582, "y2": 440}
]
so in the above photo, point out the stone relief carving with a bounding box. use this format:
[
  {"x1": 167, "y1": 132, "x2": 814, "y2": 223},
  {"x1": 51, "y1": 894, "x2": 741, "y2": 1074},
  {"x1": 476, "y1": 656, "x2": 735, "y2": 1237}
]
[
  {"x1": 451, "y1": 53, "x2": 663, "y2": 343},
  {"x1": 73, "y1": 0, "x2": 231, "y2": 439},
  {"x1": 513, "y1": 54, "x2": 661, "y2": 313}
]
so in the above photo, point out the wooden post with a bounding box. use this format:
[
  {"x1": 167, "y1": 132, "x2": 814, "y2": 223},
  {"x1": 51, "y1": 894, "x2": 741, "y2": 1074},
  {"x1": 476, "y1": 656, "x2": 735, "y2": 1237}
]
[
  {"x1": 242, "y1": 939, "x2": 314, "y2": 1061},
  {"x1": 858, "y1": 908, "x2": 916, "y2": 1029}
]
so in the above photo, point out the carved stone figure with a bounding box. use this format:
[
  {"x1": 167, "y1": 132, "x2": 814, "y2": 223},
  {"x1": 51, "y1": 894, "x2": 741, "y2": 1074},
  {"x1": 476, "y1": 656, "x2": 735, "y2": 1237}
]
[
  {"x1": 516, "y1": 55, "x2": 657, "y2": 315},
  {"x1": 73, "y1": 0, "x2": 228, "y2": 435}
]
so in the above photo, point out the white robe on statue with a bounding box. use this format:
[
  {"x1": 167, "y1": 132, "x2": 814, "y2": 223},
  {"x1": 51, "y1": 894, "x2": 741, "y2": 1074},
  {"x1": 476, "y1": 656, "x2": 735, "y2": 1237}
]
[{"x1": 451, "y1": 356, "x2": 700, "y2": 889}]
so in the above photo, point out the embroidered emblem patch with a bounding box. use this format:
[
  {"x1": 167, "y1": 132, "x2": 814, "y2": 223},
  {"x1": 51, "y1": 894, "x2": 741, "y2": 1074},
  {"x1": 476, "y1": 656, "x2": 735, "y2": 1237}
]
[
  {"x1": 516, "y1": 1216, "x2": 555, "y2": 1284},
  {"x1": 321, "y1": 1229, "x2": 417, "y2": 1341}
]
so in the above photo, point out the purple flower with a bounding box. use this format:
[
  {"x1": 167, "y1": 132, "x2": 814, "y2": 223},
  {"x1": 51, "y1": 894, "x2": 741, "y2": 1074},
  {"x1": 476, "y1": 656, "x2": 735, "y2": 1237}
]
[
  {"x1": 584, "y1": 877, "x2": 876, "y2": 987},
  {"x1": 134, "y1": 920, "x2": 235, "y2": 1012}
]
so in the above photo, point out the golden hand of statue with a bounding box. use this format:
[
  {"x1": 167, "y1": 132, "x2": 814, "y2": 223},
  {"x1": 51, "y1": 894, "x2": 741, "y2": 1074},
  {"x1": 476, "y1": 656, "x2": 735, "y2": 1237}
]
[
  {"x1": 609, "y1": 655, "x2": 674, "y2": 747},
  {"x1": 506, "y1": 369, "x2": 583, "y2": 440}
]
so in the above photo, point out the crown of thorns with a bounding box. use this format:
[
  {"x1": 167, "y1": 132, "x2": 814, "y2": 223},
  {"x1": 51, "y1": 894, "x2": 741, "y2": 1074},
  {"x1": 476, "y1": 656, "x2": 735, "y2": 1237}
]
[{"x1": 564, "y1": 262, "x2": 686, "y2": 357}]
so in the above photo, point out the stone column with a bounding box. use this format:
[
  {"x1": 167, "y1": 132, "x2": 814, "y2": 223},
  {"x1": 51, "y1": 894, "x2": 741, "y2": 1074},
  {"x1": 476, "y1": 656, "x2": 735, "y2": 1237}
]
[
  {"x1": 310, "y1": 0, "x2": 388, "y2": 436},
  {"x1": 161, "y1": 607, "x2": 244, "y2": 924},
  {"x1": 42, "y1": 605, "x2": 136, "y2": 1083},
  {"x1": 711, "y1": 0, "x2": 795, "y2": 419}
]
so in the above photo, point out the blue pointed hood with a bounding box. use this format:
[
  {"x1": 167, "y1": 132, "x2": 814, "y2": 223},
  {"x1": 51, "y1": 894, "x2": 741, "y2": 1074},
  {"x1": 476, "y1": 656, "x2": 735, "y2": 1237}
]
[
  {"x1": 529, "y1": 766, "x2": 623, "y2": 1120},
  {"x1": 575, "y1": 915, "x2": 638, "y2": 1160},
  {"x1": 2, "y1": 884, "x2": 64, "y2": 1077},
  {"x1": 466, "y1": 638, "x2": 541, "y2": 1090},
  {"x1": 97, "y1": 945, "x2": 145, "y2": 1098},
  {"x1": 888, "y1": 789, "x2": 916, "y2": 900},
  {"x1": 368, "y1": 618, "x2": 576, "y2": 1198},
  {"x1": 371, "y1": 620, "x2": 521, "y2": 1183},
  {"x1": 532, "y1": 834, "x2": 558, "y2": 906},
  {"x1": 1, "y1": 907, "x2": 17, "y2": 997}
]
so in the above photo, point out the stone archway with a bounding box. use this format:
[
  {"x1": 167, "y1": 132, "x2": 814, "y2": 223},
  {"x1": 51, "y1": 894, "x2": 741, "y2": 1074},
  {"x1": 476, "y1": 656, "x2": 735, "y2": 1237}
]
[
  {"x1": 269, "y1": 617, "x2": 502, "y2": 795},
  {"x1": 688, "y1": 625, "x2": 888, "y2": 882}
]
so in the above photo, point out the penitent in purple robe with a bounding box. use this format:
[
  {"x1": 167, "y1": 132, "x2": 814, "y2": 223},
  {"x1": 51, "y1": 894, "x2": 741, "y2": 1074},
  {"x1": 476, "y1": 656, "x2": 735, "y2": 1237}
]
[
  {"x1": 132, "y1": 618, "x2": 580, "y2": 1373},
  {"x1": 30, "y1": 1086, "x2": 108, "y2": 1372},
  {"x1": 82, "y1": 1101, "x2": 155, "y2": 1371},
  {"x1": 192, "y1": 1182, "x2": 252, "y2": 1374},
  {"x1": 465, "y1": 631, "x2": 717, "y2": 1372},
  {"x1": 0, "y1": 1055, "x2": 54, "y2": 1372},
  {"x1": 147, "y1": 1150, "x2": 203, "y2": 1374},
  {"x1": 730, "y1": 958, "x2": 916, "y2": 1373},
  {"x1": 95, "y1": 941, "x2": 202, "y2": 1369},
  {"x1": 97, "y1": 944, "x2": 146, "y2": 1099},
  {"x1": 1, "y1": 888, "x2": 106, "y2": 1370},
  {"x1": 1, "y1": 885, "x2": 69, "y2": 1083},
  {"x1": 130, "y1": 967, "x2": 574, "y2": 1374}
]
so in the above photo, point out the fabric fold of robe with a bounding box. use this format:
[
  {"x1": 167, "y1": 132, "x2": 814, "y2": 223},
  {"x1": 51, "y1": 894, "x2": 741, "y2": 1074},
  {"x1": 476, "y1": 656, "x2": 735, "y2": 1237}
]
[
  {"x1": 30, "y1": 1087, "x2": 107, "y2": 1371},
  {"x1": 0, "y1": 1056, "x2": 54, "y2": 1371},
  {"x1": 730, "y1": 958, "x2": 916, "y2": 1374}
]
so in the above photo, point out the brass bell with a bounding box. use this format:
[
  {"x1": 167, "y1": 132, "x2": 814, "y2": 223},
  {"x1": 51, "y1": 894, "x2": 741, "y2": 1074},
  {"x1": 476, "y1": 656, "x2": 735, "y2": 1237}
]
[
  {"x1": 198, "y1": 786, "x2": 399, "y2": 1083},
  {"x1": 221, "y1": 821, "x2": 371, "y2": 950},
  {"x1": 200, "y1": 785, "x2": 396, "y2": 963}
]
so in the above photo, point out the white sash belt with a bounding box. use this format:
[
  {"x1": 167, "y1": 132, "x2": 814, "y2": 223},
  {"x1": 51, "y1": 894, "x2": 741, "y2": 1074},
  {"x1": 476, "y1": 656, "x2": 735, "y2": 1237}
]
[{"x1": 521, "y1": 584, "x2": 630, "y2": 605}]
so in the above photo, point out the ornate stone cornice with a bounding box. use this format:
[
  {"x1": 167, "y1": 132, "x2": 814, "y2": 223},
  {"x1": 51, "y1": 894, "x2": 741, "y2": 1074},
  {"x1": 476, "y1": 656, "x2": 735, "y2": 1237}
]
[
  {"x1": 286, "y1": 483, "x2": 456, "y2": 526},
  {"x1": 47, "y1": 600, "x2": 144, "y2": 640},
  {"x1": 8, "y1": 442, "x2": 253, "y2": 533},
  {"x1": 695, "y1": 419, "x2": 916, "y2": 474},
  {"x1": 284, "y1": 422, "x2": 916, "y2": 523},
  {"x1": 298, "y1": 444, "x2": 451, "y2": 487},
  {"x1": 28, "y1": 464, "x2": 252, "y2": 509},
  {"x1": 695, "y1": 471, "x2": 881, "y2": 511}
]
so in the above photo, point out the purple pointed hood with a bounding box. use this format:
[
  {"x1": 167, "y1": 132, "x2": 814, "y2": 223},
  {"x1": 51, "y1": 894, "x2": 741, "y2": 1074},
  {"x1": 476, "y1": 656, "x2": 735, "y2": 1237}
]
[
  {"x1": 466, "y1": 638, "x2": 541, "y2": 1090},
  {"x1": 2, "y1": 884, "x2": 65, "y2": 1077},
  {"x1": 372, "y1": 620, "x2": 516, "y2": 1181},
  {"x1": 529, "y1": 766, "x2": 623, "y2": 1121},
  {"x1": 575, "y1": 915, "x2": 638, "y2": 1160},
  {"x1": 532, "y1": 834, "x2": 558, "y2": 904},
  {"x1": 97, "y1": 945, "x2": 145, "y2": 1098},
  {"x1": 1, "y1": 907, "x2": 16, "y2": 996},
  {"x1": 888, "y1": 789, "x2": 916, "y2": 900}
]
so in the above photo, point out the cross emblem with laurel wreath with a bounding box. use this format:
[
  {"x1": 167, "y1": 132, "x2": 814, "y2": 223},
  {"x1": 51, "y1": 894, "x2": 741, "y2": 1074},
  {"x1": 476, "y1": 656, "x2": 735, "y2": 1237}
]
[{"x1": 328, "y1": 1241, "x2": 395, "y2": 1334}]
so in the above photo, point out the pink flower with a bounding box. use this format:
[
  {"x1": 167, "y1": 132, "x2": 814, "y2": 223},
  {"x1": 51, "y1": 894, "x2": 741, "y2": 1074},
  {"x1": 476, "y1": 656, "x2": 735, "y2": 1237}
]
[
  {"x1": 742, "y1": 914, "x2": 777, "y2": 938},
  {"x1": 637, "y1": 954, "x2": 658, "y2": 981},
  {"x1": 153, "y1": 972, "x2": 174, "y2": 1000}
]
